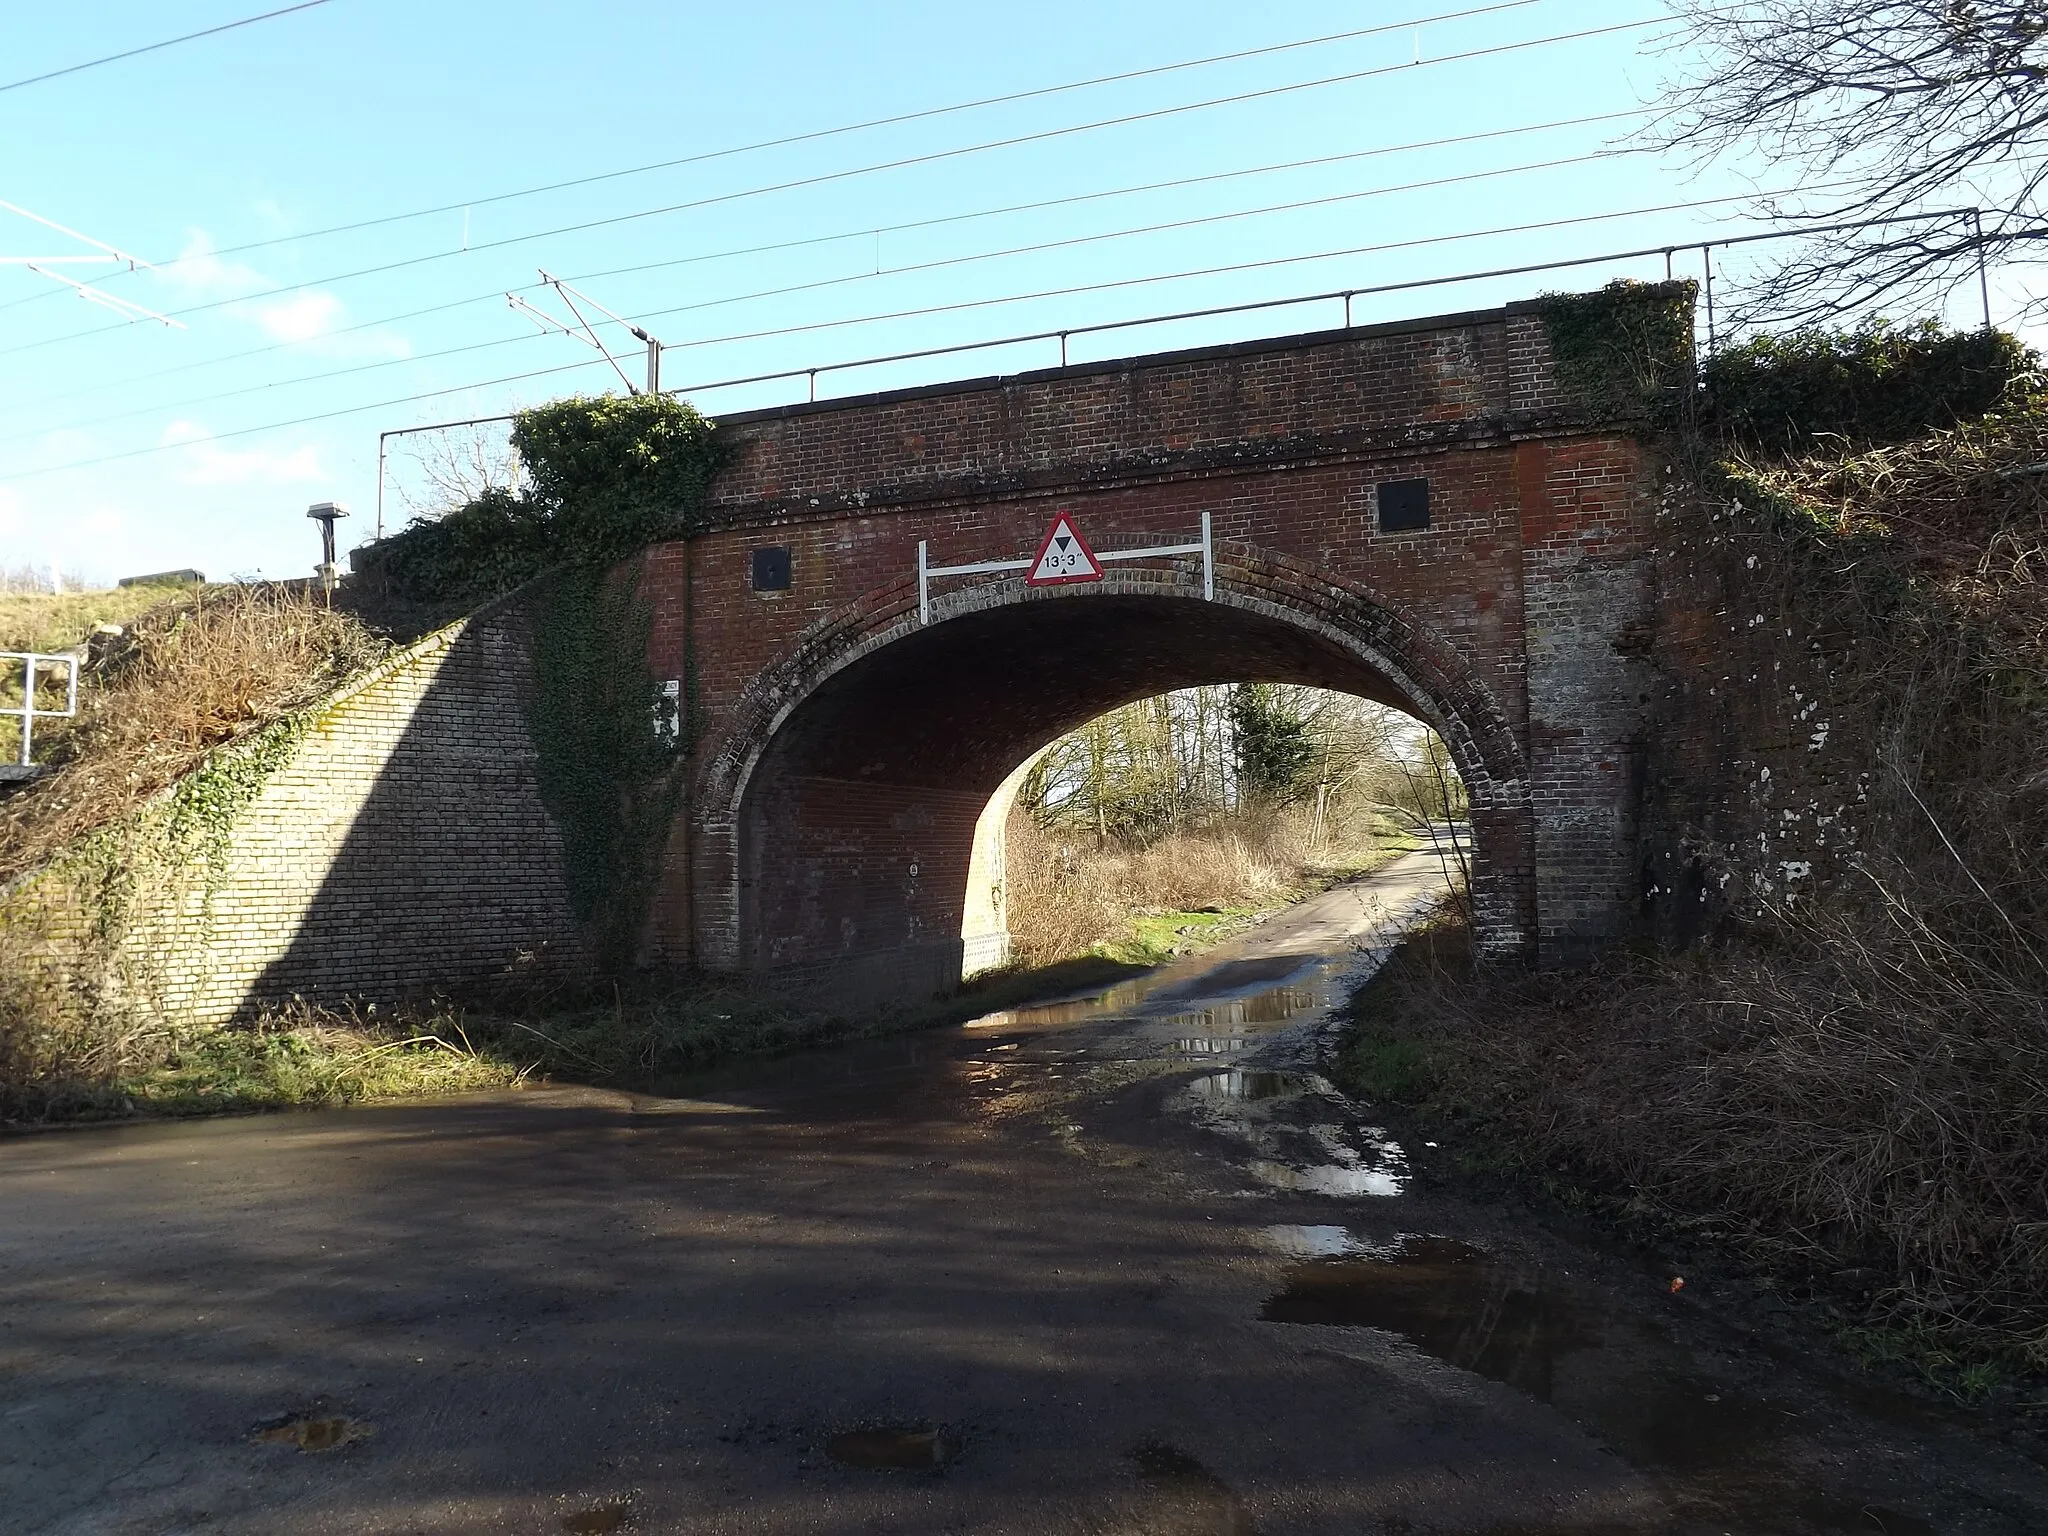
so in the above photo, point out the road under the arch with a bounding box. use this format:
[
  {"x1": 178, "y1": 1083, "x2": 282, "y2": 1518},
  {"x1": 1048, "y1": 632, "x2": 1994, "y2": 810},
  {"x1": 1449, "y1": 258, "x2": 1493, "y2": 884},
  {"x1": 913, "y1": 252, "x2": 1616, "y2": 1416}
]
[
  {"x1": 2, "y1": 843, "x2": 2039, "y2": 1534},
  {"x1": 734, "y1": 589, "x2": 1497, "y2": 995}
]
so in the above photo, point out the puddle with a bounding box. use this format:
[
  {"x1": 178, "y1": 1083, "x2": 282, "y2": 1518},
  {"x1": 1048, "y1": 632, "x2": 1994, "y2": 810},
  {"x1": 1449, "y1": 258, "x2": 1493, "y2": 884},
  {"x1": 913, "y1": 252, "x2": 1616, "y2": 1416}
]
[
  {"x1": 1175, "y1": 1036, "x2": 1251, "y2": 1055},
  {"x1": 1256, "y1": 1232, "x2": 1877, "y2": 1507},
  {"x1": 1247, "y1": 1157, "x2": 1404, "y2": 1197},
  {"x1": 560, "y1": 1505, "x2": 630, "y2": 1534},
  {"x1": 1151, "y1": 954, "x2": 1322, "y2": 1001},
  {"x1": 1127, "y1": 1440, "x2": 1257, "y2": 1535},
  {"x1": 826, "y1": 1426, "x2": 952, "y2": 1469},
  {"x1": 1262, "y1": 1235, "x2": 1593, "y2": 1400},
  {"x1": 1192, "y1": 1070, "x2": 1301, "y2": 1102},
  {"x1": 1261, "y1": 1223, "x2": 1375, "y2": 1258},
  {"x1": 1163, "y1": 986, "x2": 1320, "y2": 1036},
  {"x1": 252, "y1": 1413, "x2": 373, "y2": 1452}
]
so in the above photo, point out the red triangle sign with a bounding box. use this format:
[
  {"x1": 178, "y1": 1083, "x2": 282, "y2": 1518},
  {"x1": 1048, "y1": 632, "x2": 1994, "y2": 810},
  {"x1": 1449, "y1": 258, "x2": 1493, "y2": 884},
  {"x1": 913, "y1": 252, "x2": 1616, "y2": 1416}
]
[{"x1": 1025, "y1": 514, "x2": 1104, "y2": 586}]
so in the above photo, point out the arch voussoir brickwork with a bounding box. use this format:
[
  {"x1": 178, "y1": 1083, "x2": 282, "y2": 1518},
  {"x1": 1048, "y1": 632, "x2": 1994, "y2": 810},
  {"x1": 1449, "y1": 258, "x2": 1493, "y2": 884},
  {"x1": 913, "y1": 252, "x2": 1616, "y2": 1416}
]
[{"x1": 684, "y1": 541, "x2": 1536, "y2": 981}]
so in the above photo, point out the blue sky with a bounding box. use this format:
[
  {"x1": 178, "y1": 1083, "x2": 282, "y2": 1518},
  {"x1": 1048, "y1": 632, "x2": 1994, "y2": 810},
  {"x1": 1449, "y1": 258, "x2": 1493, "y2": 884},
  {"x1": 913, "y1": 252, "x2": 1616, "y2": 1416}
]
[{"x1": 0, "y1": 1, "x2": 2031, "y2": 585}]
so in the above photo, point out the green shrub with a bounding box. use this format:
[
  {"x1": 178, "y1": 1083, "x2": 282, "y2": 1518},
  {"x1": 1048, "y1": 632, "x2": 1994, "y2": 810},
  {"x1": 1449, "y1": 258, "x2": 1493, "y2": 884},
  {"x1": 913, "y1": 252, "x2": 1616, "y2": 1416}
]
[
  {"x1": 1702, "y1": 321, "x2": 2038, "y2": 450},
  {"x1": 368, "y1": 394, "x2": 728, "y2": 602}
]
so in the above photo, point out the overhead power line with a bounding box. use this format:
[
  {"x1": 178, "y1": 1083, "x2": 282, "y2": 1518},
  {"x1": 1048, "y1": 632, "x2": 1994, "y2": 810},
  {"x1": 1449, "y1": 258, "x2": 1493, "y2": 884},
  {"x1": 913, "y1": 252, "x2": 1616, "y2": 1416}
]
[
  {"x1": 151, "y1": 1, "x2": 1548, "y2": 266},
  {"x1": 572, "y1": 109, "x2": 1646, "y2": 290},
  {"x1": 624, "y1": 148, "x2": 1618, "y2": 332},
  {"x1": 2, "y1": 11, "x2": 1666, "y2": 358},
  {"x1": 0, "y1": 190, "x2": 1843, "y2": 486},
  {"x1": 647, "y1": 188, "x2": 1835, "y2": 364},
  {"x1": 14, "y1": 107, "x2": 1645, "y2": 414},
  {"x1": 0, "y1": 1, "x2": 335, "y2": 95},
  {"x1": 0, "y1": 0, "x2": 1543, "y2": 324},
  {"x1": 2, "y1": 130, "x2": 1636, "y2": 445}
]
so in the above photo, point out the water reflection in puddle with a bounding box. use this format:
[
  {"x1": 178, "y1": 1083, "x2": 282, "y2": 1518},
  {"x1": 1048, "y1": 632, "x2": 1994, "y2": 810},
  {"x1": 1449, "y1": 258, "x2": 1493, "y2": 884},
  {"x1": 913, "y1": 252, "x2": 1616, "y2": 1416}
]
[
  {"x1": 1261, "y1": 1224, "x2": 1377, "y2": 1258},
  {"x1": 1248, "y1": 1158, "x2": 1404, "y2": 1197},
  {"x1": 1162, "y1": 985, "x2": 1321, "y2": 1039},
  {"x1": 1192, "y1": 1070, "x2": 1300, "y2": 1102},
  {"x1": 1256, "y1": 1232, "x2": 1938, "y2": 1530},
  {"x1": 1262, "y1": 1234, "x2": 1588, "y2": 1399}
]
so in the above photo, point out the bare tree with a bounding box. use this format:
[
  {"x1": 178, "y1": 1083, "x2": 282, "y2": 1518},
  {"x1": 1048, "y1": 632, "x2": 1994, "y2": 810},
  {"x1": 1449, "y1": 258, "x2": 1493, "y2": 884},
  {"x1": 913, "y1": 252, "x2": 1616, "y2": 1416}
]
[
  {"x1": 390, "y1": 421, "x2": 522, "y2": 521},
  {"x1": 1654, "y1": 0, "x2": 2046, "y2": 328}
]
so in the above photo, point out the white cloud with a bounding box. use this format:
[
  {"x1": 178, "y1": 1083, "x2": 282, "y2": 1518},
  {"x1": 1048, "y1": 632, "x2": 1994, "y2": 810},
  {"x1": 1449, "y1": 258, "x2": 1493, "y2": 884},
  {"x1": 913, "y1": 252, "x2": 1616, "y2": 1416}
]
[
  {"x1": 159, "y1": 231, "x2": 268, "y2": 302},
  {"x1": 255, "y1": 290, "x2": 347, "y2": 343},
  {"x1": 252, "y1": 290, "x2": 411, "y2": 358},
  {"x1": 161, "y1": 420, "x2": 325, "y2": 487},
  {"x1": 161, "y1": 230, "x2": 410, "y2": 358}
]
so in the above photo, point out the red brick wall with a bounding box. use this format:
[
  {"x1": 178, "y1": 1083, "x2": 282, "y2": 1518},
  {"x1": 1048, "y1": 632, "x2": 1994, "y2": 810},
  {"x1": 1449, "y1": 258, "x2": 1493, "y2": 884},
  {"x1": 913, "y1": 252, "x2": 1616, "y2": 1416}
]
[{"x1": 638, "y1": 302, "x2": 1660, "y2": 993}]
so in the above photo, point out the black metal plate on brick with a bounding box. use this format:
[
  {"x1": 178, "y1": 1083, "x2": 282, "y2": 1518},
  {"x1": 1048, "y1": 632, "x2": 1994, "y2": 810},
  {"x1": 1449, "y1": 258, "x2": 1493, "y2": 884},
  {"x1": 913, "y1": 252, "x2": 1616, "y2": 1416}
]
[
  {"x1": 751, "y1": 546, "x2": 793, "y2": 591},
  {"x1": 1377, "y1": 478, "x2": 1430, "y2": 533}
]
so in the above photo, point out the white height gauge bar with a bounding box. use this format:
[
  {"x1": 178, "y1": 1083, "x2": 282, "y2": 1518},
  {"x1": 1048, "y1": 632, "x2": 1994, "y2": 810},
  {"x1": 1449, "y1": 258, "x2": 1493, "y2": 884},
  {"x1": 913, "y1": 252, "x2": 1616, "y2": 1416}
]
[{"x1": 916, "y1": 510, "x2": 1212, "y2": 625}]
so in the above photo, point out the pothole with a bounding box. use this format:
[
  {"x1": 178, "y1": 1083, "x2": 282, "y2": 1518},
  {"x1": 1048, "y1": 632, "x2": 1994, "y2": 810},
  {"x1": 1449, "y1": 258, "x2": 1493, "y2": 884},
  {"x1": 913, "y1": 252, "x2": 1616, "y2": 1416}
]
[
  {"x1": 560, "y1": 1504, "x2": 630, "y2": 1534},
  {"x1": 252, "y1": 1413, "x2": 373, "y2": 1453},
  {"x1": 826, "y1": 1425, "x2": 953, "y2": 1469},
  {"x1": 1127, "y1": 1439, "x2": 1257, "y2": 1535}
]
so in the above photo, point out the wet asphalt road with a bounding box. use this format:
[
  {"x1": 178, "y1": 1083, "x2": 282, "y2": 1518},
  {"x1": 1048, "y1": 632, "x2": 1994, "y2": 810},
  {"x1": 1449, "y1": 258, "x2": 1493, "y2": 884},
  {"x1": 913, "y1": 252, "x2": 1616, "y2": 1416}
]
[{"x1": 4, "y1": 843, "x2": 2046, "y2": 1535}]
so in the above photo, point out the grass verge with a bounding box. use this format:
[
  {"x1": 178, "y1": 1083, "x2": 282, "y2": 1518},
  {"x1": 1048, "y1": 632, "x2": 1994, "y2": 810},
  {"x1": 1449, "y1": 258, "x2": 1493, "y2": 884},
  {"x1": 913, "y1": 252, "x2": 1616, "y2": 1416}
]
[
  {"x1": 1327, "y1": 920, "x2": 2048, "y2": 1406},
  {"x1": 0, "y1": 583, "x2": 196, "y2": 655},
  {"x1": 10, "y1": 953, "x2": 1157, "y2": 1129}
]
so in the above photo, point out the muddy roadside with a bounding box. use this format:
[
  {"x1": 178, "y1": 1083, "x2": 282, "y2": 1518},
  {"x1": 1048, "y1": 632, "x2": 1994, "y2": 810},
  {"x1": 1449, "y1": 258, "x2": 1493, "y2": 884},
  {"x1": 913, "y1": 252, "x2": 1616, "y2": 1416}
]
[{"x1": 3, "y1": 848, "x2": 2044, "y2": 1534}]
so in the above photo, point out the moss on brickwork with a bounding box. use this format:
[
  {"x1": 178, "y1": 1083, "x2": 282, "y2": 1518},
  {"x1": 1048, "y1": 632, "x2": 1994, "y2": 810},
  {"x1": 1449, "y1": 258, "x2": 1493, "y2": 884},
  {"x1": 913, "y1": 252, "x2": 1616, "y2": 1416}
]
[
  {"x1": 353, "y1": 393, "x2": 729, "y2": 970},
  {"x1": 1533, "y1": 279, "x2": 1698, "y2": 424},
  {"x1": 1, "y1": 713, "x2": 315, "y2": 1116}
]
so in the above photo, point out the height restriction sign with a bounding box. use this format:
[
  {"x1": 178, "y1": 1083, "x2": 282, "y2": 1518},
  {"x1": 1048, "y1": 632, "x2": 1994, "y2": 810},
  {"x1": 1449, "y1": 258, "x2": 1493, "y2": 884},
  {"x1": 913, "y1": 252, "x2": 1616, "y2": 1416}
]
[{"x1": 1025, "y1": 514, "x2": 1103, "y2": 586}]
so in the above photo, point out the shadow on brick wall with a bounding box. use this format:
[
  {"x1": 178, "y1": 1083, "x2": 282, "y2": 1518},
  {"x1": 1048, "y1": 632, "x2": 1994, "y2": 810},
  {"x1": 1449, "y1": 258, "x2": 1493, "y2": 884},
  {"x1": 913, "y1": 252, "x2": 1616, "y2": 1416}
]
[{"x1": 241, "y1": 602, "x2": 586, "y2": 1014}]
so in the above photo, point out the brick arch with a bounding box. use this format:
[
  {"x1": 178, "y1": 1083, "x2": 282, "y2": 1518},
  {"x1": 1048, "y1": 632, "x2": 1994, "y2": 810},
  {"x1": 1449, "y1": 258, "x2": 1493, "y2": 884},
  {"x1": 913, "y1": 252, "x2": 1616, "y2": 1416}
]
[{"x1": 681, "y1": 541, "x2": 1534, "y2": 995}]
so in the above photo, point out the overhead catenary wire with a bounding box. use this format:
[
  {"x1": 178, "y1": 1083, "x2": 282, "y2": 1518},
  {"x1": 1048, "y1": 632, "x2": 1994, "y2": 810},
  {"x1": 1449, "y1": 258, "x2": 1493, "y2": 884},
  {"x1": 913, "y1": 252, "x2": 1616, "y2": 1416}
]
[
  {"x1": 92, "y1": 0, "x2": 1555, "y2": 270},
  {"x1": 0, "y1": 0, "x2": 1544, "y2": 323},
  {"x1": 2, "y1": 137, "x2": 1639, "y2": 446},
  {"x1": 641, "y1": 188, "x2": 1889, "y2": 370},
  {"x1": 12, "y1": 106, "x2": 1648, "y2": 413},
  {"x1": 0, "y1": 0, "x2": 334, "y2": 95},
  {"x1": 0, "y1": 11, "x2": 1669, "y2": 359},
  {"x1": 1, "y1": 194, "x2": 1907, "y2": 487}
]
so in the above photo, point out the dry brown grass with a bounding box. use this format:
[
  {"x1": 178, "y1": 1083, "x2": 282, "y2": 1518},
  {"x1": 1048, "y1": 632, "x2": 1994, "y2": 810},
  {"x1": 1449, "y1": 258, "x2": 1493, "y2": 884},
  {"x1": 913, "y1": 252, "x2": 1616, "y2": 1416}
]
[
  {"x1": 1352, "y1": 899, "x2": 2048, "y2": 1370},
  {"x1": 1006, "y1": 802, "x2": 1405, "y2": 965},
  {"x1": 0, "y1": 584, "x2": 387, "y2": 887},
  {"x1": 1342, "y1": 403, "x2": 2048, "y2": 1373}
]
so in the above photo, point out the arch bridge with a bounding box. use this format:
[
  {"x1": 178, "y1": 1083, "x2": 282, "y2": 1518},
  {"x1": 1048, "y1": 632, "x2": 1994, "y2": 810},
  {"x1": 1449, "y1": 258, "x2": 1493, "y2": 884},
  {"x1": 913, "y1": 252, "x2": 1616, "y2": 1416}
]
[{"x1": 637, "y1": 299, "x2": 1661, "y2": 1001}]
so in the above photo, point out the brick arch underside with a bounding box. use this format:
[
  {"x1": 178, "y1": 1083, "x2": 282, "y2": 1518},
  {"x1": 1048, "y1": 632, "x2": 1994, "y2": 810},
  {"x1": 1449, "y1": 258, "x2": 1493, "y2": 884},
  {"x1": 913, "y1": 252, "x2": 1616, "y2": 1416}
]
[{"x1": 697, "y1": 550, "x2": 1534, "y2": 1000}]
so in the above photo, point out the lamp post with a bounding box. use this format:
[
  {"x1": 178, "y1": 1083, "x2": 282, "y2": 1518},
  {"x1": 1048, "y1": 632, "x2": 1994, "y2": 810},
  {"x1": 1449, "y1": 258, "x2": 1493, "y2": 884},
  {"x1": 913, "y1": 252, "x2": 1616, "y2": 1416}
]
[{"x1": 307, "y1": 501, "x2": 348, "y2": 602}]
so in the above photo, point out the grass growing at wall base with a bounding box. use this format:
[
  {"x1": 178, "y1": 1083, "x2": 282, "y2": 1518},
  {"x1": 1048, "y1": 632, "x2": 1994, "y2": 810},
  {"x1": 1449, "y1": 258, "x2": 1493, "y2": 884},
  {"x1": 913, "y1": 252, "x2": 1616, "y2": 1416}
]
[
  {"x1": 1326, "y1": 921, "x2": 2048, "y2": 1405},
  {"x1": 8, "y1": 953, "x2": 1158, "y2": 1127},
  {"x1": 124, "y1": 1012, "x2": 522, "y2": 1115}
]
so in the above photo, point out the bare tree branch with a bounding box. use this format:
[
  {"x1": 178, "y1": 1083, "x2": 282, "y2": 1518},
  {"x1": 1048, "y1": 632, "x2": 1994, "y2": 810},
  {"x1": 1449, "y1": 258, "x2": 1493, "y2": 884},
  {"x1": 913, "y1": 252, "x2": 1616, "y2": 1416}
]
[{"x1": 1653, "y1": 0, "x2": 2046, "y2": 329}]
